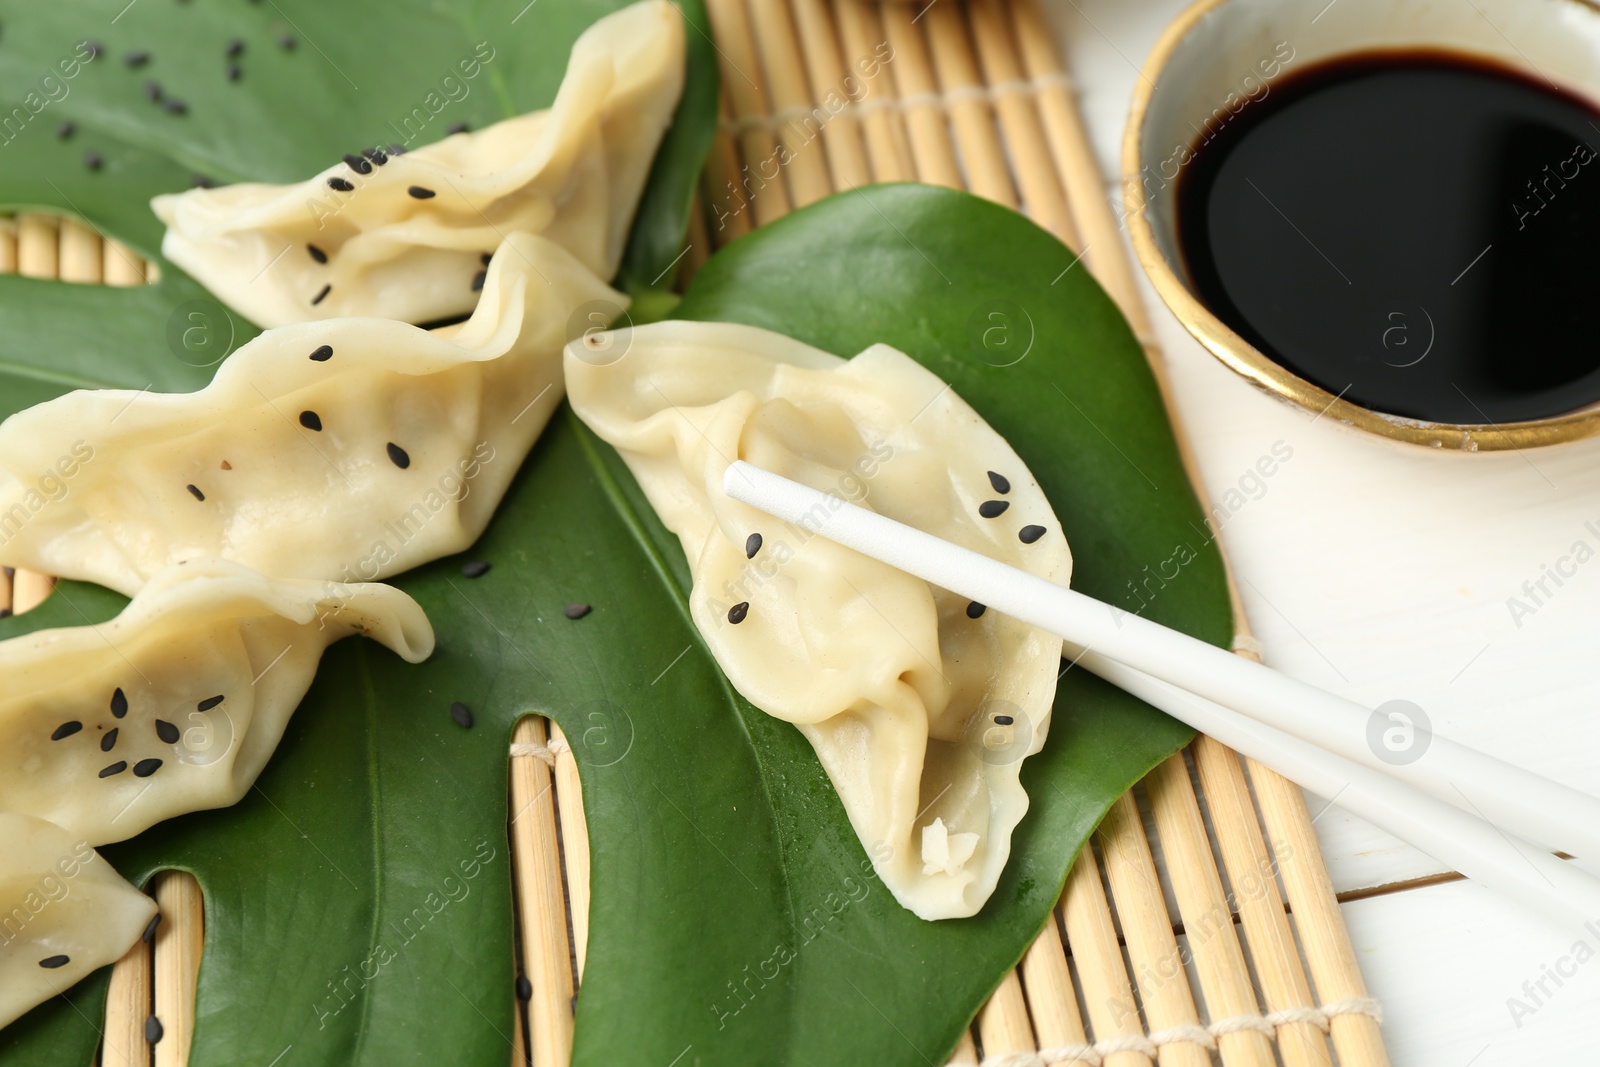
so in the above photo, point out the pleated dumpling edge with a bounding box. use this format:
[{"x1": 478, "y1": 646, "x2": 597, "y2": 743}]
[{"x1": 565, "y1": 320, "x2": 1071, "y2": 920}]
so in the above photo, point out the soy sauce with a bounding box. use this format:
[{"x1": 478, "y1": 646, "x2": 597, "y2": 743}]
[{"x1": 1177, "y1": 51, "x2": 1600, "y2": 424}]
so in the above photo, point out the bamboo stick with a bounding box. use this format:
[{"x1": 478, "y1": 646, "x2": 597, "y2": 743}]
[
  {"x1": 966, "y1": 0, "x2": 1077, "y2": 245},
  {"x1": 1060, "y1": 850, "x2": 1152, "y2": 1067},
  {"x1": 144, "y1": 261, "x2": 161, "y2": 283},
  {"x1": 704, "y1": 0, "x2": 793, "y2": 226},
  {"x1": 510, "y1": 716, "x2": 575, "y2": 1067},
  {"x1": 59, "y1": 218, "x2": 103, "y2": 284},
  {"x1": 1011, "y1": 0, "x2": 1143, "y2": 322},
  {"x1": 748, "y1": 2, "x2": 833, "y2": 208},
  {"x1": 922, "y1": 4, "x2": 1017, "y2": 208},
  {"x1": 1097, "y1": 792, "x2": 1208, "y2": 1067},
  {"x1": 11, "y1": 571, "x2": 54, "y2": 614},
  {"x1": 1193, "y1": 735, "x2": 1330, "y2": 1067},
  {"x1": 102, "y1": 239, "x2": 146, "y2": 287},
  {"x1": 150, "y1": 872, "x2": 202, "y2": 1067},
  {"x1": 102, "y1": 935, "x2": 153, "y2": 1067},
  {"x1": 789, "y1": 0, "x2": 874, "y2": 190},
  {"x1": 1018, "y1": 909, "x2": 1091, "y2": 1059},
  {"x1": 0, "y1": 216, "x2": 17, "y2": 274},
  {"x1": 976, "y1": 969, "x2": 1037, "y2": 1059},
  {"x1": 549, "y1": 723, "x2": 591, "y2": 980},
  {"x1": 945, "y1": 1028, "x2": 980, "y2": 1066},
  {"x1": 1, "y1": 569, "x2": 11, "y2": 619},
  {"x1": 1145, "y1": 756, "x2": 1275, "y2": 1067},
  {"x1": 830, "y1": 0, "x2": 915, "y2": 183},
  {"x1": 16, "y1": 212, "x2": 58, "y2": 278},
  {"x1": 701, "y1": 88, "x2": 756, "y2": 245},
  {"x1": 1249, "y1": 760, "x2": 1390, "y2": 1067},
  {"x1": 880, "y1": 3, "x2": 963, "y2": 188},
  {"x1": 512, "y1": 995, "x2": 528, "y2": 1067}
]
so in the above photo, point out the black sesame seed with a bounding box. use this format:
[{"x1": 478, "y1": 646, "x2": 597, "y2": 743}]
[
  {"x1": 563, "y1": 603, "x2": 591, "y2": 620},
  {"x1": 198, "y1": 695, "x2": 224, "y2": 711},
  {"x1": 299, "y1": 410, "x2": 322, "y2": 431},
  {"x1": 310, "y1": 344, "x2": 333, "y2": 362},
  {"x1": 99, "y1": 761, "x2": 127, "y2": 778},
  {"x1": 101, "y1": 728, "x2": 118, "y2": 752},
  {"x1": 278, "y1": 33, "x2": 296, "y2": 50},
  {"x1": 1019, "y1": 525, "x2": 1047, "y2": 545},
  {"x1": 143, "y1": 80, "x2": 162, "y2": 102},
  {"x1": 361, "y1": 147, "x2": 388, "y2": 165},
  {"x1": 446, "y1": 121, "x2": 469, "y2": 134},
  {"x1": 311, "y1": 283, "x2": 331, "y2": 305},
  {"x1": 142, "y1": 913, "x2": 161, "y2": 944},
  {"x1": 470, "y1": 270, "x2": 486, "y2": 292},
  {"x1": 307, "y1": 243, "x2": 327, "y2": 264},
  {"x1": 191, "y1": 173, "x2": 215, "y2": 188},
  {"x1": 987, "y1": 470, "x2": 1011, "y2": 494},
  {"x1": 83, "y1": 150, "x2": 103, "y2": 171},
  {"x1": 111, "y1": 688, "x2": 128, "y2": 718},
  {"x1": 51, "y1": 721, "x2": 83, "y2": 741},
  {"x1": 145, "y1": 1015, "x2": 164, "y2": 1045},
  {"x1": 480, "y1": 252, "x2": 493, "y2": 266},
  {"x1": 225, "y1": 38, "x2": 244, "y2": 58},
  {"x1": 226, "y1": 63, "x2": 242, "y2": 83},
  {"x1": 56, "y1": 121, "x2": 75, "y2": 139},
  {"x1": 155, "y1": 720, "x2": 179, "y2": 744},
  {"x1": 38, "y1": 955, "x2": 70, "y2": 969},
  {"x1": 994, "y1": 714, "x2": 1015, "y2": 726},
  {"x1": 449, "y1": 701, "x2": 474, "y2": 729},
  {"x1": 386, "y1": 443, "x2": 410, "y2": 469},
  {"x1": 342, "y1": 152, "x2": 371, "y2": 175},
  {"x1": 745, "y1": 532, "x2": 762, "y2": 559},
  {"x1": 978, "y1": 499, "x2": 1010, "y2": 518},
  {"x1": 82, "y1": 40, "x2": 104, "y2": 59},
  {"x1": 163, "y1": 98, "x2": 188, "y2": 115},
  {"x1": 186, "y1": 484, "x2": 205, "y2": 501},
  {"x1": 460, "y1": 560, "x2": 491, "y2": 579},
  {"x1": 327, "y1": 176, "x2": 353, "y2": 192},
  {"x1": 728, "y1": 602, "x2": 750, "y2": 625},
  {"x1": 125, "y1": 51, "x2": 150, "y2": 68},
  {"x1": 966, "y1": 601, "x2": 986, "y2": 619},
  {"x1": 407, "y1": 185, "x2": 435, "y2": 199},
  {"x1": 516, "y1": 975, "x2": 532, "y2": 1001},
  {"x1": 133, "y1": 758, "x2": 163, "y2": 778}
]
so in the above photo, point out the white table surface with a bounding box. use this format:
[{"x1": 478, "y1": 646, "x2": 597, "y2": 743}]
[{"x1": 1041, "y1": 1, "x2": 1600, "y2": 1061}]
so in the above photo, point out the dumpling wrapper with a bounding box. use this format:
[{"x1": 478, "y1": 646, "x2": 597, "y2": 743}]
[
  {"x1": 565, "y1": 321, "x2": 1072, "y2": 920},
  {"x1": 0, "y1": 232, "x2": 620, "y2": 596},
  {"x1": 0, "y1": 813, "x2": 157, "y2": 1029},
  {"x1": 151, "y1": 0, "x2": 683, "y2": 328},
  {"x1": 0, "y1": 559, "x2": 433, "y2": 846}
]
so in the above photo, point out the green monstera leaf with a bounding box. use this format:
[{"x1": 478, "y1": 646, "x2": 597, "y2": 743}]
[{"x1": 0, "y1": 181, "x2": 1229, "y2": 1066}]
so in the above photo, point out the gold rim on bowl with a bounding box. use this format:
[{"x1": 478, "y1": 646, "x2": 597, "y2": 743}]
[{"x1": 1121, "y1": 0, "x2": 1600, "y2": 452}]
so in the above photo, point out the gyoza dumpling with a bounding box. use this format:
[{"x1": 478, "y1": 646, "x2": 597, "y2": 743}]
[
  {"x1": 565, "y1": 322, "x2": 1071, "y2": 920},
  {"x1": 0, "y1": 559, "x2": 433, "y2": 846},
  {"x1": 0, "y1": 232, "x2": 620, "y2": 596},
  {"x1": 0, "y1": 813, "x2": 157, "y2": 1029},
  {"x1": 151, "y1": 0, "x2": 683, "y2": 328}
]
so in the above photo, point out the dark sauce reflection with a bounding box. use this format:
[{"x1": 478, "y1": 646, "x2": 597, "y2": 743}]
[{"x1": 1177, "y1": 51, "x2": 1600, "y2": 424}]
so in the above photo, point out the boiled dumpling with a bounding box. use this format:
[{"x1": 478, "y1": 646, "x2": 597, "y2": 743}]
[
  {"x1": 565, "y1": 321, "x2": 1071, "y2": 920},
  {"x1": 151, "y1": 0, "x2": 684, "y2": 328},
  {"x1": 0, "y1": 232, "x2": 620, "y2": 596},
  {"x1": 0, "y1": 559, "x2": 433, "y2": 846},
  {"x1": 0, "y1": 813, "x2": 157, "y2": 1029}
]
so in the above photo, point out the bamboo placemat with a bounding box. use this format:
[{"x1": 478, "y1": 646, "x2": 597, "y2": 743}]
[{"x1": 0, "y1": 2, "x2": 1394, "y2": 1064}]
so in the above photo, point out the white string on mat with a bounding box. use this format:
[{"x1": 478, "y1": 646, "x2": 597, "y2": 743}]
[
  {"x1": 509, "y1": 736, "x2": 570, "y2": 768},
  {"x1": 716, "y1": 72, "x2": 1075, "y2": 135},
  {"x1": 973, "y1": 998, "x2": 1383, "y2": 1067}
]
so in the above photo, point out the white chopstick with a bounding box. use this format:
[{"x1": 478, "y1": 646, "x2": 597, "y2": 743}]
[
  {"x1": 722, "y1": 461, "x2": 1600, "y2": 915},
  {"x1": 1075, "y1": 649, "x2": 1600, "y2": 924}
]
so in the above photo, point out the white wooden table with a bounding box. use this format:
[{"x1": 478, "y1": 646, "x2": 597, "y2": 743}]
[{"x1": 1043, "y1": 1, "x2": 1600, "y2": 1061}]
